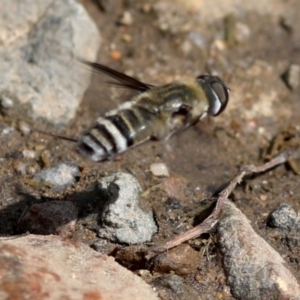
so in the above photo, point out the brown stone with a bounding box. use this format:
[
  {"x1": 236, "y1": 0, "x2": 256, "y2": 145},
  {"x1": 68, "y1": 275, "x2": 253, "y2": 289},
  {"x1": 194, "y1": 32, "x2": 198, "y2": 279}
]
[
  {"x1": 153, "y1": 244, "x2": 200, "y2": 275},
  {"x1": 0, "y1": 235, "x2": 158, "y2": 300}
]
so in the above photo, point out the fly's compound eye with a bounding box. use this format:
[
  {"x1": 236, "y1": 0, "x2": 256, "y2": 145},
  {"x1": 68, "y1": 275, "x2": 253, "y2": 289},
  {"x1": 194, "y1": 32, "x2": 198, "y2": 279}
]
[{"x1": 197, "y1": 75, "x2": 229, "y2": 116}]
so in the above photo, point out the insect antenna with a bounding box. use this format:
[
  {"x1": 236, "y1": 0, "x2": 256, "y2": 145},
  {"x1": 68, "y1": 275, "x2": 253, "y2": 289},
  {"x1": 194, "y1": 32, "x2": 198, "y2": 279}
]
[{"x1": 33, "y1": 129, "x2": 78, "y2": 143}]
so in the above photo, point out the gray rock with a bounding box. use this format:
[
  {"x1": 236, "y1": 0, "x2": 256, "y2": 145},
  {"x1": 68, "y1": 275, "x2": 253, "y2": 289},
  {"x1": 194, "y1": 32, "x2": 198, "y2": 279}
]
[
  {"x1": 34, "y1": 163, "x2": 80, "y2": 191},
  {"x1": 218, "y1": 201, "x2": 300, "y2": 300},
  {"x1": 153, "y1": 274, "x2": 184, "y2": 293},
  {"x1": 97, "y1": 172, "x2": 157, "y2": 244},
  {"x1": 267, "y1": 203, "x2": 297, "y2": 231},
  {"x1": 0, "y1": 0, "x2": 100, "y2": 125},
  {"x1": 153, "y1": 274, "x2": 199, "y2": 300}
]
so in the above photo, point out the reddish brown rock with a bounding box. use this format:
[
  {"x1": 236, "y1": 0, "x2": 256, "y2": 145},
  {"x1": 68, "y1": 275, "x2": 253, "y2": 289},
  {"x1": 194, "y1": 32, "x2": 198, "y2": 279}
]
[
  {"x1": 0, "y1": 235, "x2": 158, "y2": 300},
  {"x1": 153, "y1": 244, "x2": 200, "y2": 275}
]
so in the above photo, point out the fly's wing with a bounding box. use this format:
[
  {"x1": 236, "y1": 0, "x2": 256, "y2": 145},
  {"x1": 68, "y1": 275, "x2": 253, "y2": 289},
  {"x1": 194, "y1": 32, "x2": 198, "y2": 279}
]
[{"x1": 80, "y1": 60, "x2": 155, "y2": 92}]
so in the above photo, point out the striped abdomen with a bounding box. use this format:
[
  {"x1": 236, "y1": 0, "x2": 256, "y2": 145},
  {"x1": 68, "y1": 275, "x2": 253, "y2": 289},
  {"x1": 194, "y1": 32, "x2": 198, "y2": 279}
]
[{"x1": 77, "y1": 105, "x2": 157, "y2": 161}]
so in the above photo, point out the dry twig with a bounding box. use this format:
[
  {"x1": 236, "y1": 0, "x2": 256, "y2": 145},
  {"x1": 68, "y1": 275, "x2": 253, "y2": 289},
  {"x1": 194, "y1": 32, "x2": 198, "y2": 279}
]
[{"x1": 149, "y1": 149, "x2": 300, "y2": 256}]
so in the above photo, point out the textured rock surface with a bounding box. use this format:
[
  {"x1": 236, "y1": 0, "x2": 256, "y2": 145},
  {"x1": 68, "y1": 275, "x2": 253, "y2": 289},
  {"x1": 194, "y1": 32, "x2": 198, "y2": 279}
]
[
  {"x1": 218, "y1": 201, "x2": 300, "y2": 300},
  {"x1": 33, "y1": 162, "x2": 80, "y2": 190},
  {"x1": 0, "y1": 235, "x2": 158, "y2": 300},
  {"x1": 98, "y1": 172, "x2": 158, "y2": 244},
  {"x1": 152, "y1": 244, "x2": 201, "y2": 275},
  {"x1": 0, "y1": 0, "x2": 100, "y2": 125},
  {"x1": 268, "y1": 203, "x2": 297, "y2": 232}
]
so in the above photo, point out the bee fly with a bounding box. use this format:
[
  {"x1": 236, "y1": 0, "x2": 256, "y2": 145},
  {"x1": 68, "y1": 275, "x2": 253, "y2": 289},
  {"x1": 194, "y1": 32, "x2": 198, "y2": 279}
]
[{"x1": 77, "y1": 61, "x2": 230, "y2": 161}]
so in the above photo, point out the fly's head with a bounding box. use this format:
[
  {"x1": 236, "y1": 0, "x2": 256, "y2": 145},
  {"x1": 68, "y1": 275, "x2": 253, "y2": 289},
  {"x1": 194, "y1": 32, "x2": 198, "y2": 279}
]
[{"x1": 196, "y1": 75, "x2": 229, "y2": 116}]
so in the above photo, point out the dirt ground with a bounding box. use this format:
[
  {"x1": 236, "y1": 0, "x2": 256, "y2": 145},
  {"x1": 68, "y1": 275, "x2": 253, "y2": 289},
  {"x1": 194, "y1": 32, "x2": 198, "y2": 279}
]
[{"x1": 1, "y1": 0, "x2": 300, "y2": 299}]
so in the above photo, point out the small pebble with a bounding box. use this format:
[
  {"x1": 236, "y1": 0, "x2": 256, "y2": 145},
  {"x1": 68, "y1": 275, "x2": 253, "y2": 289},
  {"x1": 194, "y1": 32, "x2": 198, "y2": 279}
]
[
  {"x1": 26, "y1": 164, "x2": 40, "y2": 175},
  {"x1": 122, "y1": 34, "x2": 132, "y2": 43},
  {"x1": 18, "y1": 120, "x2": 31, "y2": 135},
  {"x1": 2, "y1": 127, "x2": 14, "y2": 135},
  {"x1": 136, "y1": 269, "x2": 152, "y2": 280},
  {"x1": 259, "y1": 194, "x2": 267, "y2": 201},
  {"x1": 150, "y1": 162, "x2": 169, "y2": 177},
  {"x1": 22, "y1": 149, "x2": 36, "y2": 159},
  {"x1": 158, "y1": 22, "x2": 169, "y2": 33},
  {"x1": 283, "y1": 64, "x2": 300, "y2": 90},
  {"x1": 153, "y1": 274, "x2": 184, "y2": 293},
  {"x1": 40, "y1": 150, "x2": 52, "y2": 168},
  {"x1": 153, "y1": 244, "x2": 200, "y2": 275},
  {"x1": 216, "y1": 291, "x2": 226, "y2": 299},
  {"x1": 141, "y1": 3, "x2": 152, "y2": 13},
  {"x1": 34, "y1": 144, "x2": 46, "y2": 152},
  {"x1": 91, "y1": 239, "x2": 109, "y2": 254},
  {"x1": 14, "y1": 161, "x2": 27, "y2": 175},
  {"x1": 0, "y1": 94, "x2": 14, "y2": 109},
  {"x1": 267, "y1": 203, "x2": 297, "y2": 232},
  {"x1": 119, "y1": 11, "x2": 133, "y2": 26},
  {"x1": 153, "y1": 274, "x2": 199, "y2": 299},
  {"x1": 33, "y1": 163, "x2": 80, "y2": 191},
  {"x1": 110, "y1": 50, "x2": 122, "y2": 60},
  {"x1": 211, "y1": 39, "x2": 227, "y2": 52}
]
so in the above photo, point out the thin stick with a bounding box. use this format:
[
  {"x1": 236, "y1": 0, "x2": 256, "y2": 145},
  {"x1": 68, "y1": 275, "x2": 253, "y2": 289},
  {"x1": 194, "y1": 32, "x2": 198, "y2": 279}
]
[
  {"x1": 149, "y1": 149, "x2": 300, "y2": 256},
  {"x1": 33, "y1": 129, "x2": 78, "y2": 143}
]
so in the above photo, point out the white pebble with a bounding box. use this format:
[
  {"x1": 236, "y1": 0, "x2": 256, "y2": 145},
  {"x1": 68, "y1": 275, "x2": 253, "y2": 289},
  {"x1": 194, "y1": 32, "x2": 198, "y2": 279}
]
[
  {"x1": 119, "y1": 11, "x2": 133, "y2": 26},
  {"x1": 2, "y1": 127, "x2": 14, "y2": 135},
  {"x1": 1, "y1": 95, "x2": 14, "y2": 109},
  {"x1": 150, "y1": 163, "x2": 169, "y2": 177},
  {"x1": 18, "y1": 121, "x2": 31, "y2": 135},
  {"x1": 22, "y1": 149, "x2": 36, "y2": 159}
]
